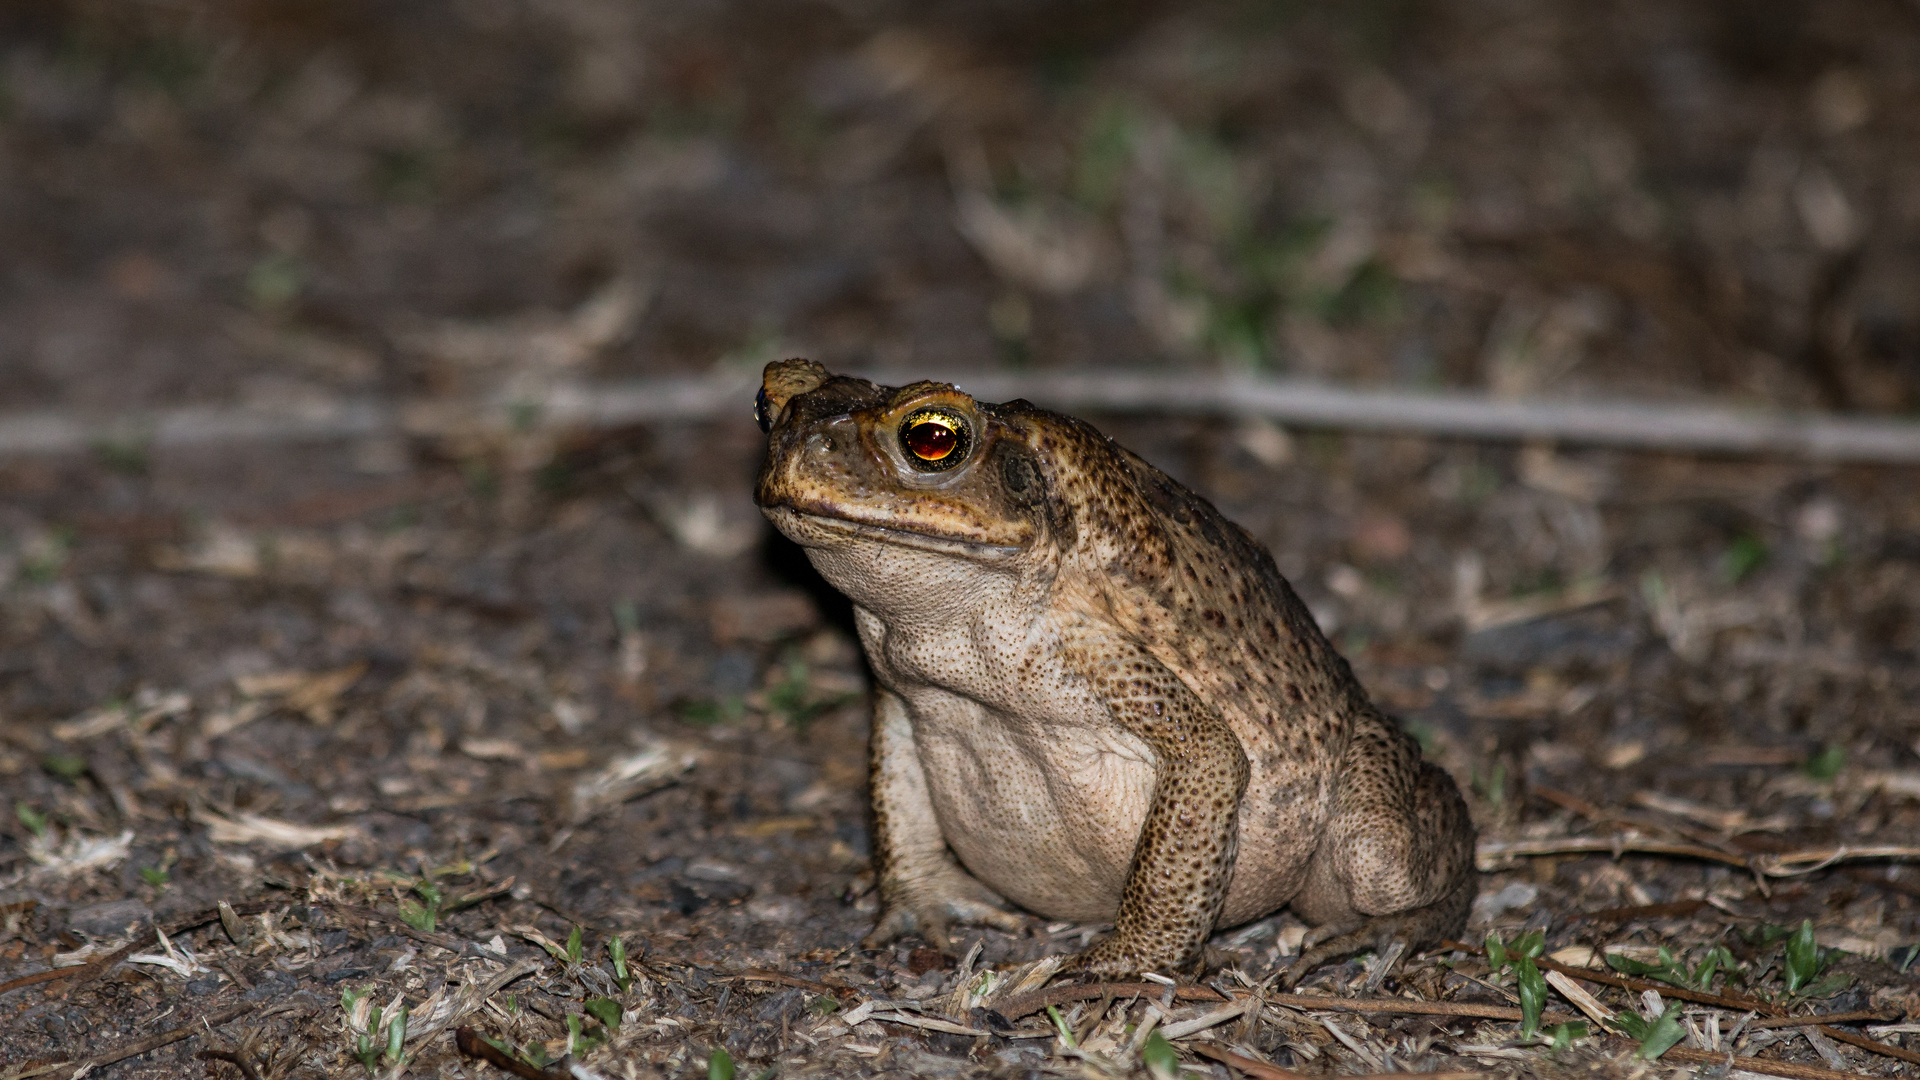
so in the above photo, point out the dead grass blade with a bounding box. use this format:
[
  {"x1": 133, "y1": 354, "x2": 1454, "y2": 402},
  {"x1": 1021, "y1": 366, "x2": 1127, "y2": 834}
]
[
  {"x1": 193, "y1": 807, "x2": 357, "y2": 848},
  {"x1": 406, "y1": 959, "x2": 541, "y2": 1044},
  {"x1": 1156, "y1": 997, "x2": 1257, "y2": 1039},
  {"x1": 0, "y1": 900, "x2": 277, "y2": 998},
  {"x1": 866, "y1": 1010, "x2": 989, "y2": 1036},
  {"x1": 564, "y1": 739, "x2": 702, "y2": 826}
]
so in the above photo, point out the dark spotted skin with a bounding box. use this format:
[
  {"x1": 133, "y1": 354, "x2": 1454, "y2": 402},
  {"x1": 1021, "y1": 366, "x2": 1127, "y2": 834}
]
[
  {"x1": 753, "y1": 359, "x2": 1476, "y2": 981},
  {"x1": 1067, "y1": 627, "x2": 1248, "y2": 975}
]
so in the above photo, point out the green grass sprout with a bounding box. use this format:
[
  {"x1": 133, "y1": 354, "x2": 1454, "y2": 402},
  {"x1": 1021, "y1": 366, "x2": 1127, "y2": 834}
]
[
  {"x1": 1613, "y1": 1000, "x2": 1685, "y2": 1059},
  {"x1": 584, "y1": 997, "x2": 621, "y2": 1030},
  {"x1": 609, "y1": 935, "x2": 633, "y2": 991},
  {"x1": 1141, "y1": 1029, "x2": 1178, "y2": 1079},
  {"x1": 15, "y1": 802, "x2": 49, "y2": 838}
]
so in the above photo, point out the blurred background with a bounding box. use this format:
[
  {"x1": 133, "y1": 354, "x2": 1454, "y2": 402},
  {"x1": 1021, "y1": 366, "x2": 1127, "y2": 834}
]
[
  {"x1": 3, "y1": 0, "x2": 1918, "y2": 410},
  {"x1": 1, "y1": 2, "x2": 1918, "y2": 1075}
]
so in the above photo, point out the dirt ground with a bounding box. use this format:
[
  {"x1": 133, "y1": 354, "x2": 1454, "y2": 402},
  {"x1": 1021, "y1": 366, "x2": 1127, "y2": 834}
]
[{"x1": 1, "y1": 2, "x2": 1918, "y2": 1078}]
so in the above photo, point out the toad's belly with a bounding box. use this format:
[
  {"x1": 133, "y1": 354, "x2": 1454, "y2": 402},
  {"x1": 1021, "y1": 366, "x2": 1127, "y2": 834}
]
[
  {"x1": 912, "y1": 714, "x2": 1324, "y2": 926},
  {"x1": 915, "y1": 719, "x2": 1153, "y2": 922}
]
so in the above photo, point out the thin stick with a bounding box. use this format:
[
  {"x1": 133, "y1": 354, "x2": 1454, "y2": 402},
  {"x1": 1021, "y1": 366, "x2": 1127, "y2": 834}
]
[
  {"x1": 1265, "y1": 992, "x2": 1578, "y2": 1027},
  {"x1": 733, "y1": 968, "x2": 857, "y2": 999},
  {"x1": 8, "y1": 371, "x2": 1920, "y2": 463},
  {"x1": 1747, "y1": 1010, "x2": 1892, "y2": 1030},
  {"x1": 991, "y1": 981, "x2": 1576, "y2": 1027},
  {"x1": 1474, "y1": 836, "x2": 1920, "y2": 875},
  {"x1": 1816, "y1": 1023, "x2": 1920, "y2": 1066},
  {"x1": 39, "y1": 1001, "x2": 254, "y2": 1080}
]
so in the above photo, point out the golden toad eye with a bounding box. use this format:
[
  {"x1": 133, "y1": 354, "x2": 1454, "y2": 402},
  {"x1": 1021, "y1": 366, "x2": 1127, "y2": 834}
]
[{"x1": 900, "y1": 410, "x2": 971, "y2": 472}]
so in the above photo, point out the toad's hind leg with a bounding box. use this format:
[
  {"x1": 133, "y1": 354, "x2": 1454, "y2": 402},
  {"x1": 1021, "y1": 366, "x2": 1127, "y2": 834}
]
[{"x1": 1281, "y1": 709, "x2": 1475, "y2": 986}]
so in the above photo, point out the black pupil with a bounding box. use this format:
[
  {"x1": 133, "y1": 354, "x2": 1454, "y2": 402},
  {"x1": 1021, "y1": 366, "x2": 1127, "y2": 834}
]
[{"x1": 907, "y1": 421, "x2": 957, "y2": 460}]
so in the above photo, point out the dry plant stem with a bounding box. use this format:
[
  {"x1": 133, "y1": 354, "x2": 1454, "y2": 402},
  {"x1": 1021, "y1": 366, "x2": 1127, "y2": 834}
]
[
  {"x1": 1747, "y1": 1010, "x2": 1893, "y2": 1029},
  {"x1": 1811, "y1": 1024, "x2": 1920, "y2": 1067},
  {"x1": 991, "y1": 981, "x2": 1575, "y2": 1026},
  {"x1": 38, "y1": 1001, "x2": 254, "y2": 1080},
  {"x1": 455, "y1": 1026, "x2": 570, "y2": 1080},
  {"x1": 1576, "y1": 898, "x2": 1710, "y2": 922},
  {"x1": 994, "y1": 982, "x2": 1225, "y2": 1020},
  {"x1": 9, "y1": 371, "x2": 1920, "y2": 462},
  {"x1": 1264, "y1": 993, "x2": 1577, "y2": 1027},
  {"x1": 0, "y1": 899, "x2": 278, "y2": 998},
  {"x1": 733, "y1": 968, "x2": 857, "y2": 999},
  {"x1": 1476, "y1": 836, "x2": 1920, "y2": 875},
  {"x1": 196, "y1": 1049, "x2": 262, "y2": 1080}
]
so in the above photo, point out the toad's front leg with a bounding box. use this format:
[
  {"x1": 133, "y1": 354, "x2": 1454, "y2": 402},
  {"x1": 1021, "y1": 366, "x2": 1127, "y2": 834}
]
[
  {"x1": 1064, "y1": 638, "x2": 1249, "y2": 977},
  {"x1": 864, "y1": 687, "x2": 1024, "y2": 952}
]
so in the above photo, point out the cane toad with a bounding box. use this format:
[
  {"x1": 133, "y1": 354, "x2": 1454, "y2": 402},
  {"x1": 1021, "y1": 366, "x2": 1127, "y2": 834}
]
[{"x1": 753, "y1": 359, "x2": 1475, "y2": 979}]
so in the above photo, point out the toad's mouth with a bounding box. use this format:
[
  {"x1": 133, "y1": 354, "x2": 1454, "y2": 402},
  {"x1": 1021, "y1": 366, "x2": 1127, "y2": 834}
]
[{"x1": 765, "y1": 505, "x2": 1024, "y2": 560}]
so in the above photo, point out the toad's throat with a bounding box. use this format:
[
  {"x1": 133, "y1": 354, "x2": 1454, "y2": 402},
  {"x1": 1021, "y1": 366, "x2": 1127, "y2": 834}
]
[{"x1": 775, "y1": 505, "x2": 1024, "y2": 558}]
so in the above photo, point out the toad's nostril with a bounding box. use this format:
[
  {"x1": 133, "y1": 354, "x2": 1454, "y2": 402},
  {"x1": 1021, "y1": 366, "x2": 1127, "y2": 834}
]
[{"x1": 806, "y1": 433, "x2": 835, "y2": 454}]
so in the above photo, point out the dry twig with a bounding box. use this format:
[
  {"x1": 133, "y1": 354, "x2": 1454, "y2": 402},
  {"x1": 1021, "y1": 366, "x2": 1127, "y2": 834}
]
[
  {"x1": 1475, "y1": 836, "x2": 1920, "y2": 875},
  {"x1": 9, "y1": 370, "x2": 1920, "y2": 462},
  {"x1": 1743, "y1": 1009, "x2": 1893, "y2": 1029},
  {"x1": 990, "y1": 980, "x2": 1577, "y2": 1027},
  {"x1": 732, "y1": 968, "x2": 857, "y2": 1000}
]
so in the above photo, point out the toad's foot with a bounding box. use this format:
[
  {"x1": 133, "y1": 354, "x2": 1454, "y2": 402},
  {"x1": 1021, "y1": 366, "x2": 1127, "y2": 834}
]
[
  {"x1": 1058, "y1": 932, "x2": 1209, "y2": 981},
  {"x1": 863, "y1": 867, "x2": 1023, "y2": 954}
]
